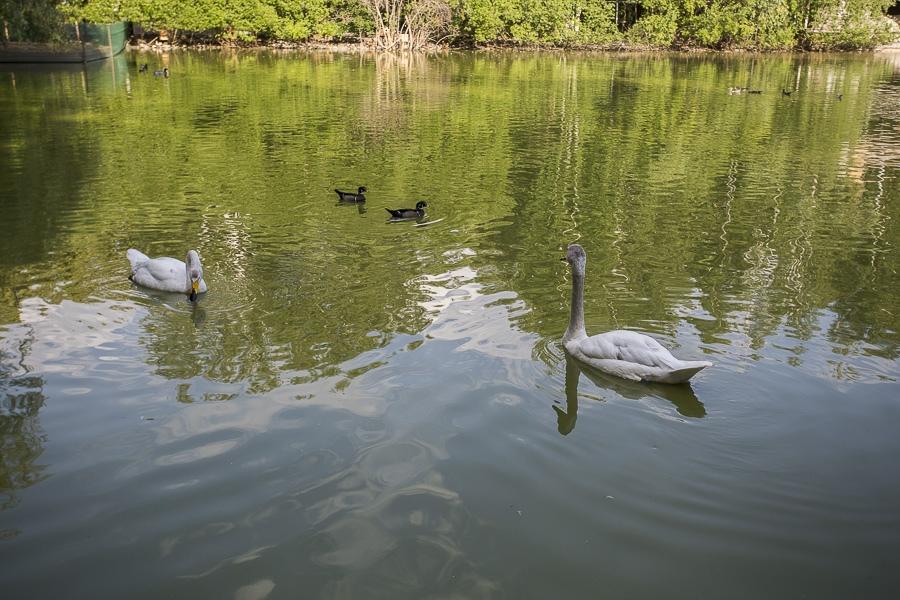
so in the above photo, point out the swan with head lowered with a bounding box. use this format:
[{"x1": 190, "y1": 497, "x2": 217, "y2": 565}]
[
  {"x1": 127, "y1": 249, "x2": 207, "y2": 302},
  {"x1": 562, "y1": 244, "x2": 711, "y2": 383}
]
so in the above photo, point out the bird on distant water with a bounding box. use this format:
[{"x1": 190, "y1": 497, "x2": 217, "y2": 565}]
[
  {"x1": 334, "y1": 186, "x2": 367, "y2": 203},
  {"x1": 561, "y1": 243, "x2": 711, "y2": 383},
  {"x1": 782, "y1": 88, "x2": 792, "y2": 96},
  {"x1": 729, "y1": 87, "x2": 762, "y2": 95},
  {"x1": 153, "y1": 67, "x2": 169, "y2": 78},
  {"x1": 837, "y1": 93, "x2": 844, "y2": 101},
  {"x1": 139, "y1": 63, "x2": 148, "y2": 73},
  {"x1": 385, "y1": 201, "x2": 427, "y2": 220},
  {"x1": 127, "y1": 249, "x2": 207, "y2": 302}
]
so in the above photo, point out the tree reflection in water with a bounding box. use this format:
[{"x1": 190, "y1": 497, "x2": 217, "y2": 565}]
[{"x1": 0, "y1": 323, "x2": 47, "y2": 521}]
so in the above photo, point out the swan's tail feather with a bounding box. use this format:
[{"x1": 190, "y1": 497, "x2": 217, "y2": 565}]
[
  {"x1": 127, "y1": 249, "x2": 150, "y2": 269},
  {"x1": 663, "y1": 361, "x2": 712, "y2": 384}
]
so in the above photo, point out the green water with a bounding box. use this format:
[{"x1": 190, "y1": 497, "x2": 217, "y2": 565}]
[{"x1": 1, "y1": 50, "x2": 899, "y2": 599}]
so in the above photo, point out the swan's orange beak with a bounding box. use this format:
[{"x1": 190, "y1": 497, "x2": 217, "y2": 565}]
[{"x1": 191, "y1": 280, "x2": 200, "y2": 293}]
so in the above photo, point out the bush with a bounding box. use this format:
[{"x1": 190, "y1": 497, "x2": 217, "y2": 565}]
[
  {"x1": 628, "y1": 12, "x2": 678, "y2": 47},
  {"x1": 681, "y1": 1, "x2": 796, "y2": 49},
  {"x1": 806, "y1": 18, "x2": 899, "y2": 49}
]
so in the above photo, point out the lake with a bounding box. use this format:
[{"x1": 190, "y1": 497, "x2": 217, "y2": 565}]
[{"x1": 1, "y1": 49, "x2": 899, "y2": 599}]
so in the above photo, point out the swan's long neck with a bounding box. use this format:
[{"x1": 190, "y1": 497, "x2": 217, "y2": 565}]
[
  {"x1": 184, "y1": 267, "x2": 192, "y2": 293},
  {"x1": 564, "y1": 263, "x2": 587, "y2": 342},
  {"x1": 185, "y1": 251, "x2": 201, "y2": 293}
]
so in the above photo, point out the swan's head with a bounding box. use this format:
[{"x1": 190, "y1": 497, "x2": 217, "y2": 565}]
[
  {"x1": 415, "y1": 201, "x2": 427, "y2": 210},
  {"x1": 562, "y1": 244, "x2": 587, "y2": 272},
  {"x1": 358, "y1": 186, "x2": 367, "y2": 194},
  {"x1": 186, "y1": 250, "x2": 203, "y2": 302}
]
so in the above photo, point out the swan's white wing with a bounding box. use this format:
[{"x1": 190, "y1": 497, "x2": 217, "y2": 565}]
[
  {"x1": 144, "y1": 257, "x2": 185, "y2": 281},
  {"x1": 577, "y1": 330, "x2": 681, "y2": 370},
  {"x1": 126, "y1": 249, "x2": 150, "y2": 269},
  {"x1": 571, "y1": 330, "x2": 711, "y2": 383},
  {"x1": 133, "y1": 257, "x2": 188, "y2": 292}
]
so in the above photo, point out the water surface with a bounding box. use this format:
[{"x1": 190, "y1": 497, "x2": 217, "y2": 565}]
[{"x1": 1, "y1": 50, "x2": 899, "y2": 599}]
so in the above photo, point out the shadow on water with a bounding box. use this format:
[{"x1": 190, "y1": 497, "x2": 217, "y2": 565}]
[{"x1": 555, "y1": 351, "x2": 705, "y2": 435}]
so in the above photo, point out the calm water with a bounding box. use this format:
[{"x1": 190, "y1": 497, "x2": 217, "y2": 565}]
[{"x1": 1, "y1": 50, "x2": 899, "y2": 599}]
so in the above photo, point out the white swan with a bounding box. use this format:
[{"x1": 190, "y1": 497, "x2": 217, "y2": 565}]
[
  {"x1": 127, "y1": 249, "x2": 207, "y2": 302},
  {"x1": 562, "y1": 244, "x2": 711, "y2": 383}
]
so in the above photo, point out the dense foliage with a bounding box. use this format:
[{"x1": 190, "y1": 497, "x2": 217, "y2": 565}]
[
  {"x1": 0, "y1": 0, "x2": 68, "y2": 42},
  {"x1": 2, "y1": 0, "x2": 898, "y2": 48}
]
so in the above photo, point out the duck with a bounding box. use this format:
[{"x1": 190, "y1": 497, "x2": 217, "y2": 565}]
[
  {"x1": 385, "y1": 201, "x2": 427, "y2": 220},
  {"x1": 127, "y1": 249, "x2": 207, "y2": 302},
  {"x1": 139, "y1": 63, "x2": 148, "y2": 73},
  {"x1": 153, "y1": 67, "x2": 169, "y2": 78},
  {"x1": 781, "y1": 88, "x2": 792, "y2": 97},
  {"x1": 335, "y1": 186, "x2": 366, "y2": 203},
  {"x1": 561, "y1": 244, "x2": 711, "y2": 384}
]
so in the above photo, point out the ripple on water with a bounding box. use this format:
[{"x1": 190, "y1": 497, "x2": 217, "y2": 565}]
[
  {"x1": 153, "y1": 428, "x2": 247, "y2": 467},
  {"x1": 310, "y1": 474, "x2": 500, "y2": 599},
  {"x1": 358, "y1": 439, "x2": 436, "y2": 489}
]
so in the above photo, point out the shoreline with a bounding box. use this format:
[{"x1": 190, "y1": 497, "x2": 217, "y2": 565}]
[{"x1": 127, "y1": 39, "x2": 900, "y2": 55}]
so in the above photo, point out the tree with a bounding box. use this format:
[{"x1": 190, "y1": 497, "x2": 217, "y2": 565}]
[
  {"x1": 361, "y1": 0, "x2": 452, "y2": 49},
  {"x1": 1, "y1": 0, "x2": 67, "y2": 42}
]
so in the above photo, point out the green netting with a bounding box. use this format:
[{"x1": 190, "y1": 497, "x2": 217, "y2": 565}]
[{"x1": 0, "y1": 22, "x2": 128, "y2": 64}]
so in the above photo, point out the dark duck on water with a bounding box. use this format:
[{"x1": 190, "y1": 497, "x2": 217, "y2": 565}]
[
  {"x1": 385, "y1": 201, "x2": 427, "y2": 219},
  {"x1": 335, "y1": 186, "x2": 367, "y2": 203}
]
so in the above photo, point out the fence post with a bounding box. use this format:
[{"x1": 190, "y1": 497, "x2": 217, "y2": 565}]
[{"x1": 77, "y1": 21, "x2": 86, "y2": 63}]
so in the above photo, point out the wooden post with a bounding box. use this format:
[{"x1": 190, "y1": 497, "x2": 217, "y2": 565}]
[
  {"x1": 108, "y1": 24, "x2": 117, "y2": 87},
  {"x1": 76, "y1": 20, "x2": 86, "y2": 63}
]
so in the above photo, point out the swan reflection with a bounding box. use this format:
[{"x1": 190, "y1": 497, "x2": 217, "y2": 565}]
[
  {"x1": 190, "y1": 304, "x2": 207, "y2": 328},
  {"x1": 555, "y1": 351, "x2": 706, "y2": 435}
]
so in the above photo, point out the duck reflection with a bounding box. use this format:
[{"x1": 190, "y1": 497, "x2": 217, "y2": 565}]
[
  {"x1": 555, "y1": 351, "x2": 706, "y2": 435},
  {"x1": 332, "y1": 201, "x2": 367, "y2": 215}
]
